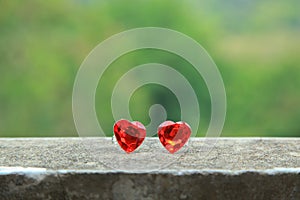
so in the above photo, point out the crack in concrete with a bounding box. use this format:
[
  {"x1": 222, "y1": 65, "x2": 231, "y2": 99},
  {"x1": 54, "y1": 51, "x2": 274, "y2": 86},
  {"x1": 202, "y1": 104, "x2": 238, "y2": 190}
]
[{"x1": 57, "y1": 172, "x2": 73, "y2": 200}]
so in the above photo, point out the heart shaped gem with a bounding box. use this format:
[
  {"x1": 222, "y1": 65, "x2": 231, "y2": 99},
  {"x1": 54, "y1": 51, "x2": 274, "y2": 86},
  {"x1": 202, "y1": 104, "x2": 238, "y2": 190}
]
[
  {"x1": 158, "y1": 121, "x2": 191, "y2": 154},
  {"x1": 113, "y1": 119, "x2": 146, "y2": 153}
]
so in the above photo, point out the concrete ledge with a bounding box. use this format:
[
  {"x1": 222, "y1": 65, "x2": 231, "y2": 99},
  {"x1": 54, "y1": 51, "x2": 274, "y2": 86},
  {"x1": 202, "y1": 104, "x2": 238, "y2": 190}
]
[{"x1": 0, "y1": 138, "x2": 299, "y2": 199}]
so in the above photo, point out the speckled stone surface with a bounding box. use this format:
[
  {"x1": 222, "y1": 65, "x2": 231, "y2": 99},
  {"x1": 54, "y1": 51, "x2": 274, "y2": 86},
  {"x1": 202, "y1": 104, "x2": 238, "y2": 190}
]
[{"x1": 0, "y1": 138, "x2": 299, "y2": 199}]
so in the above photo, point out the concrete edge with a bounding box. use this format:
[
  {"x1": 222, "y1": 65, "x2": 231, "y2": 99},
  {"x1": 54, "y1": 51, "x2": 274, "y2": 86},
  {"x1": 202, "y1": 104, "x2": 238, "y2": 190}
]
[{"x1": 1, "y1": 167, "x2": 300, "y2": 177}]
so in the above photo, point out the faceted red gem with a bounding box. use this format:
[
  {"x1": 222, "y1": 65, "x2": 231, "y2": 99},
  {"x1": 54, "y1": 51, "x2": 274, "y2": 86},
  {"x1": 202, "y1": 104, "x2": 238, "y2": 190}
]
[
  {"x1": 158, "y1": 121, "x2": 191, "y2": 154},
  {"x1": 113, "y1": 119, "x2": 146, "y2": 153}
]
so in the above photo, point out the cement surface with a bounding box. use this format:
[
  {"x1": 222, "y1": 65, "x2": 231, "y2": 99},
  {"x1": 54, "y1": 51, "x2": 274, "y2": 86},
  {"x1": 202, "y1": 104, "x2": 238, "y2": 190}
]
[
  {"x1": 0, "y1": 138, "x2": 299, "y2": 199},
  {"x1": 0, "y1": 137, "x2": 299, "y2": 171}
]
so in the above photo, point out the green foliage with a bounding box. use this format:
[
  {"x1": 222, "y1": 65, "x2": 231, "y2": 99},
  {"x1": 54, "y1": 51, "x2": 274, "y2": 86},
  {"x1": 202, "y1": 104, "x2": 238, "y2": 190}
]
[{"x1": 0, "y1": 0, "x2": 299, "y2": 137}]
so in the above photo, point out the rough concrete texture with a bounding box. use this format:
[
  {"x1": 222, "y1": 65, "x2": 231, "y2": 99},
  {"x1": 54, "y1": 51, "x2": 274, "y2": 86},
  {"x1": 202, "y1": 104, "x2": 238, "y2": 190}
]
[{"x1": 0, "y1": 138, "x2": 299, "y2": 199}]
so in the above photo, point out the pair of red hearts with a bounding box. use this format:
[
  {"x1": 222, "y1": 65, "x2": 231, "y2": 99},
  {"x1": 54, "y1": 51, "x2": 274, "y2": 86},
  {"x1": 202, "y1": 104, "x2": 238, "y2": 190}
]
[{"x1": 113, "y1": 119, "x2": 191, "y2": 154}]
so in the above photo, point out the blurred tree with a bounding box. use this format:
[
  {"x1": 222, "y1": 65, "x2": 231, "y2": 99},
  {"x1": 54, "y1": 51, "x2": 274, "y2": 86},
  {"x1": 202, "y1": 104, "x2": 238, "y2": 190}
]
[{"x1": 0, "y1": 0, "x2": 299, "y2": 137}]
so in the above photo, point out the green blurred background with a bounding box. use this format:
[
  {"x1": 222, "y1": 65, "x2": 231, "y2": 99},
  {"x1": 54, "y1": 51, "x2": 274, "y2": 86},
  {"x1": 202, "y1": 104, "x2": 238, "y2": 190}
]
[{"x1": 0, "y1": 0, "x2": 299, "y2": 137}]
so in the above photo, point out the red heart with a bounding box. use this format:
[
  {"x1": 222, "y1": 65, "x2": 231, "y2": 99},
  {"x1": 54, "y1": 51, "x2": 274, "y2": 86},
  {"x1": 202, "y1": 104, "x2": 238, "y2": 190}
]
[
  {"x1": 113, "y1": 119, "x2": 146, "y2": 153},
  {"x1": 158, "y1": 121, "x2": 191, "y2": 154}
]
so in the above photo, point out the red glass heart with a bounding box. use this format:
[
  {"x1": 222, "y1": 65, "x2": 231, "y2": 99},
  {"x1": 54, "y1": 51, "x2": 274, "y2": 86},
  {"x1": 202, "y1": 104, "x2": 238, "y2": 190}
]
[
  {"x1": 113, "y1": 119, "x2": 146, "y2": 153},
  {"x1": 158, "y1": 121, "x2": 191, "y2": 154}
]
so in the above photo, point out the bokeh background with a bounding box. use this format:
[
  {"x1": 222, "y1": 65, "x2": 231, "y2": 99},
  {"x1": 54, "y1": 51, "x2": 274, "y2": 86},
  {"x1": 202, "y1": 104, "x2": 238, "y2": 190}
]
[{"x1": 0, "y1": 0, "x2": 299, "y2": 137}]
